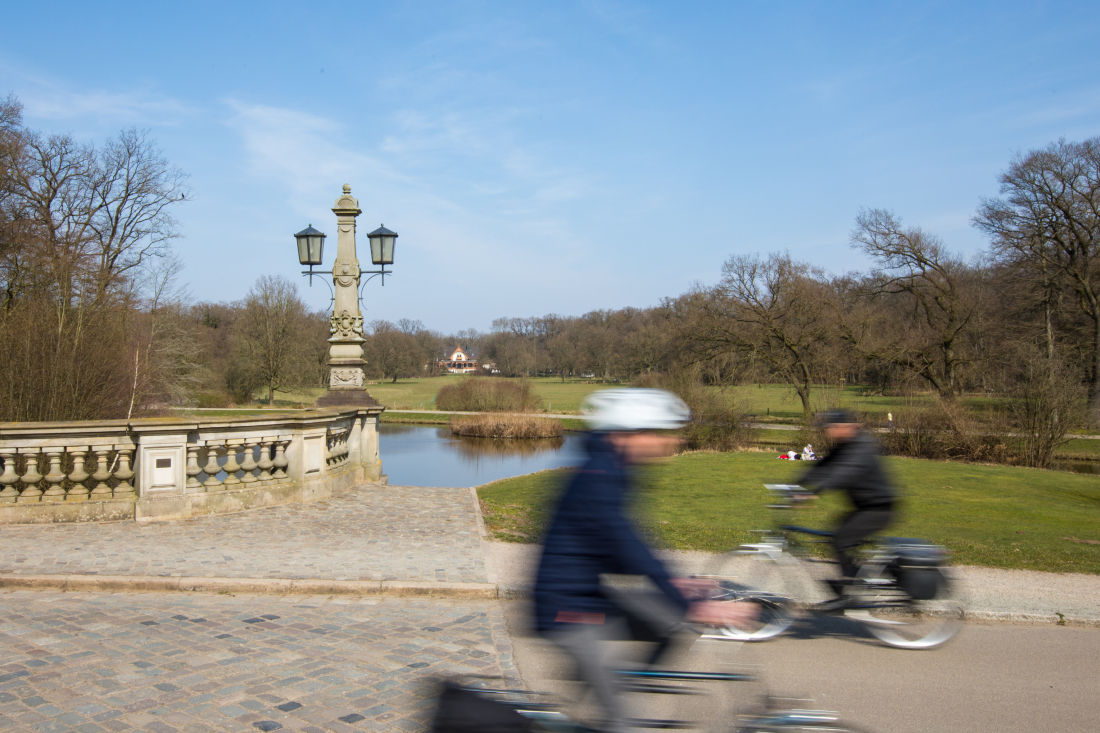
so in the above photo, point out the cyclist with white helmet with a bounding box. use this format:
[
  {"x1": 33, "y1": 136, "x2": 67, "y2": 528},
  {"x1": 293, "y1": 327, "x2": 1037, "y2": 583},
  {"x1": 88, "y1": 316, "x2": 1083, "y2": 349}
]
[{"x1": 533, "y1": 389, "x2": 754, "y2": 733}]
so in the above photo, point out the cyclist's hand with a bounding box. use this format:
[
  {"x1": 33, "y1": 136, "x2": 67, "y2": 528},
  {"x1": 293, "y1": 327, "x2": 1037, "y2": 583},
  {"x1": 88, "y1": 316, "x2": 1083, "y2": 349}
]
[
  {"x1": 671, "y1": 577, "x2": 717, "y2": 599},
  {"x1": 686, "y1": 600, "x2": 758, "y2": 627}
]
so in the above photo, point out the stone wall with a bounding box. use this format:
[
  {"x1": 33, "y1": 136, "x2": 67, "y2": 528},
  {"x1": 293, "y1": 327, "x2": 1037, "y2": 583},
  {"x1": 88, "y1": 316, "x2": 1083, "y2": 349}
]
[{"x1": 0, "y1": 407, "x2": 384, "y2": 524}]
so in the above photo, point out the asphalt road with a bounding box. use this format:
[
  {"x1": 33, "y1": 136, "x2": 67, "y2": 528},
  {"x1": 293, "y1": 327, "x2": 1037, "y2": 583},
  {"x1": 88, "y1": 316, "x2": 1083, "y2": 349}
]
[{"x1": 502, "y1": 601, "x2": 1100, "y2": 733}]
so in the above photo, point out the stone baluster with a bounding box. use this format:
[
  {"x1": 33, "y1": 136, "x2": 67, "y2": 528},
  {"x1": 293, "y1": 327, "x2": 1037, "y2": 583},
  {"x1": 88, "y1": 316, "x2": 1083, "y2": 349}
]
[
  {"x1": 272, "y1": 440, "x2": 289, "y2": 481},
  {"x1": 202, "y1": 442, "x2": 224, "y2": 491},
  {"x1": 66, "y1": 447, "x2": 90, "y2": 502},
  {"x1": 222, "y1": 440, "x2": 243, "y2": 486},
  {"x1": 0, "y1": 450, "x2": 19, "y2": 503},
  {"x1": 42, "y1": 450, "x2": 67, "y2": 502},
  {"x1": 256, "y1": 439, "x2": 274, "y2": 484},
  {"x1": 239, "y1": 439, "x2": 259, "y2": 484},
  {"x1": 113, "y1": 447, "x2": 135, "y2": 499},
  {"x1": 90, "y1": 448, "x2": 113, "y2": 498},
  {"x1": 17, "y1": 448, "x2": 43, "y2": 503},
  {"x1": 186, "y1": 446, "x2": 204, "y2": 493}
]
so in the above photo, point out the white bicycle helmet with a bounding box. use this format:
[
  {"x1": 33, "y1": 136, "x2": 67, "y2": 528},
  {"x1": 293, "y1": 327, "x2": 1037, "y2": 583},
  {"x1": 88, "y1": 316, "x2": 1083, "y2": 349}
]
[{"x1": 580, "y1": 389, "x2": 691, "y2": 431}]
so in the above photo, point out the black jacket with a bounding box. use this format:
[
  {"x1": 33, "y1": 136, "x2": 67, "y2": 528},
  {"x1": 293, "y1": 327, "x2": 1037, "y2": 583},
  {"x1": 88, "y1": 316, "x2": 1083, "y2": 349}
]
[
  {"x1": 797, "y1": 432, "x2": 895, "y2": 510},
  {"x1": 533, "y1": 432, "x2": 690, "y2": 633}
]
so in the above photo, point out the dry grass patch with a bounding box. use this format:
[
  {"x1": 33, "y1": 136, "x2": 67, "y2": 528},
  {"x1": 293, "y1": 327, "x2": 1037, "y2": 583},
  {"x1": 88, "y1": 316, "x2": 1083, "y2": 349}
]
[
  {"x1": 436, "y1": 377, "x2": 543, "y2": 412},
  {"x1": 450, "y1": 413, "x2": 564, "y2": 438}
]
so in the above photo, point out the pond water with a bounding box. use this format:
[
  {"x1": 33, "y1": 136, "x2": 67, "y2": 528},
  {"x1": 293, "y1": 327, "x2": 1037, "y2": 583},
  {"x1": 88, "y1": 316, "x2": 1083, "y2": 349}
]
[
  {"x1": 1052, "y1": 459, "x2": 1100, "y2": 475},
  {"x1": 378, "y1": 423, "x2": 585, "y2": 487}
]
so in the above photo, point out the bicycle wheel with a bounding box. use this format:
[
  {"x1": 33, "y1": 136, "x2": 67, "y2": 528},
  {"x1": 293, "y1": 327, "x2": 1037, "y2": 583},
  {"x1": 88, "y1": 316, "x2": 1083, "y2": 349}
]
[
  {"x1": 708, "y1": 551, "x2": 799, "y2": 641},
  {"x1": 847, "y1": 562, "x2": 963, "y2": 649}
]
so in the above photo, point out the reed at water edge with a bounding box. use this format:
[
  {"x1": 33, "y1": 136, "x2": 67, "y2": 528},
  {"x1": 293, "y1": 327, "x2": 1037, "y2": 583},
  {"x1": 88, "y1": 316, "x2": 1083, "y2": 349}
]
[{"x1": 450, "y1": 413, "x2": 565, "y2": 439}]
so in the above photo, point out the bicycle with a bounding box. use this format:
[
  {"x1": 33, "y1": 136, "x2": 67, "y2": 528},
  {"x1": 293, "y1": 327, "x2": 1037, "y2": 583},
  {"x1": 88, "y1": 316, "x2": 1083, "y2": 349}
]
[{"x1": 701, "y1": 485, "x2": 964, "y2": 650}]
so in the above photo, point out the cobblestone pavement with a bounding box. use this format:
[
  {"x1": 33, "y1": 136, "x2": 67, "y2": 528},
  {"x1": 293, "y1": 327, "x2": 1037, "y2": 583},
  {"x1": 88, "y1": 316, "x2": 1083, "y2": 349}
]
[
  {"x1": 0, "y1": 590, "x2": 518, "y2": 732},
  {"x1": 0, "y1": 486, "x2": 486, "y2": 584}
]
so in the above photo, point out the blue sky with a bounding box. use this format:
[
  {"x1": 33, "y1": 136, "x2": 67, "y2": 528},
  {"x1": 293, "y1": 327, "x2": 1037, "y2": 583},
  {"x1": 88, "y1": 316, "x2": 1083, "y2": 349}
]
[{"x1": 4, "y1": 1, "x2": 1100, "y2": 332}]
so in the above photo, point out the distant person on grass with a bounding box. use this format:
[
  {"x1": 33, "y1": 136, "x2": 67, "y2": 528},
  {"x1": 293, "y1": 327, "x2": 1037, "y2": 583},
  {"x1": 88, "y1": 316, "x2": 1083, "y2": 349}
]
[
  {"x1": 533, "y1": 389, "x2": 754, "y2": 733},
  {"x1": 796, "y1": 410, "x2": 896, "y2": 611}
]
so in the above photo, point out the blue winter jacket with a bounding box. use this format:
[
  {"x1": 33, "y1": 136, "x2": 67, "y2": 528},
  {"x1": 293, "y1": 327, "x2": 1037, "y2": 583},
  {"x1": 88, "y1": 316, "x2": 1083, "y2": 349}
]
[{"x1": 533, "y1": 432, "x2": 691, "y2": 633}]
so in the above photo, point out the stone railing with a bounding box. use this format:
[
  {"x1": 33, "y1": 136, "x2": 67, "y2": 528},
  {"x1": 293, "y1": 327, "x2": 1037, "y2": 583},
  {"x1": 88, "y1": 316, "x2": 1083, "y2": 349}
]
[{"x1": 0, "y1": 407, "x2": 384, "y2": 524}]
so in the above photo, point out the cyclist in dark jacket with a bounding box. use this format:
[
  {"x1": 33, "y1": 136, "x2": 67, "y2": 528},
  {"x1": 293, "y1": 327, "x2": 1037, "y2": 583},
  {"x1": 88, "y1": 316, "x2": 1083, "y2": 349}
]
[
  {"x1": 797, "y1": 411, "x2": 896, "y2": 606},
  {"x1": 534, "y1": 389, "x2": 753, "y2": 733},
  {"x1": 534, "y1": 430, "x2": 691, "y2": 632}
]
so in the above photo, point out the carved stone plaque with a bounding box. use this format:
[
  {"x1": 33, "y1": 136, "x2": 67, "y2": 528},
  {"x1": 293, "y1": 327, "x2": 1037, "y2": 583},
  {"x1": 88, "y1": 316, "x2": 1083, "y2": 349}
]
[
  {"x1": 329, "y1": 309, "x2": 364, "y2": 339},
  {"x1": 330, "y1": 367, "x2": 365, "y2": 387}
]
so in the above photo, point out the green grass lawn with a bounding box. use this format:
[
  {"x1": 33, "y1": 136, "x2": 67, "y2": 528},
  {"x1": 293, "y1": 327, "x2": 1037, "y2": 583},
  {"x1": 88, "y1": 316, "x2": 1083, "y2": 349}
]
[
  {"x1": 238, "y1": 379, "x2": 1036, "y2": 425},
  {"x1": 379, "y1": 411, "x2": 449, "y2": 425},
  {"x1": 717, "y1": 384, "x2": 1010, "y2": 421},
  {"x1": 310, "y1": 376, "x2": 620, "y2": 413},
  {"x1": 478, "y1": 452, "x2": 1100, "y2": 574}
]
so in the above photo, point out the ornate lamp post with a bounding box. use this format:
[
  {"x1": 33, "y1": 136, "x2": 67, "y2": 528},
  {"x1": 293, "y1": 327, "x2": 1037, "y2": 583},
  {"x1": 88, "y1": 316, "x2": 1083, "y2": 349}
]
[{"x1": 294, "y1": 184, "x2": 397, "y2": 407}]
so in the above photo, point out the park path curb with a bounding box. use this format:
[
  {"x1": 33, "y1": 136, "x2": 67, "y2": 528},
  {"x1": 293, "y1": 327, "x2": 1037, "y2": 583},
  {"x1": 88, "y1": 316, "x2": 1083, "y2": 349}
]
[{"x1": 0, "y1": 573, "x2": 498, "y2": 599}]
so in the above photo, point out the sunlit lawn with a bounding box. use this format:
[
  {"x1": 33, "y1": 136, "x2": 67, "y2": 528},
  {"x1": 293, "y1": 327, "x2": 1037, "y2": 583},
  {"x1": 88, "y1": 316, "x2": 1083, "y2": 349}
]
[
  {"x1": 229, "y1": 378, "x2": 1025, "y2": 422},
  {"x1": 478, "y1": 451, "x2": 1100, "y2": 574},
  {"x1": 312, "y1": 376, "x2": 620, "y2": 413}
]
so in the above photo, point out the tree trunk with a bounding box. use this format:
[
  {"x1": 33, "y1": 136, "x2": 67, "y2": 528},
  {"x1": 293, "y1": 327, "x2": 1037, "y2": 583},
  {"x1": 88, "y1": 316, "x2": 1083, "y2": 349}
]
[
  {"x1": 797, "y1": 387, "x2": 812, "y2": 423},
  {"x1": 1090, "y1": 314, "x2": 1100, "y2": 424},
  {"x1": 267, "y1": 385, "x2": 274, "y2": 406}
]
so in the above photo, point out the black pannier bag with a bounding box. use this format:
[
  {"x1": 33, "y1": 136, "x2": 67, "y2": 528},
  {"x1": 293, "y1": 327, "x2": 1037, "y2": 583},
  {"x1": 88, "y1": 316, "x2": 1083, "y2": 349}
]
[
  {"x1": 431, "y1": 681, "x2": 534, "y2": 733},
  {"x1": 890, "y1": 542, "x2": 946, "y2": 601}
]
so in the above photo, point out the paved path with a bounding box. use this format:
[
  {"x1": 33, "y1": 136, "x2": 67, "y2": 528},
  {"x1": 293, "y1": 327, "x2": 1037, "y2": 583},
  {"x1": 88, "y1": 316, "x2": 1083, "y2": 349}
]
[
  {"x1": 0, "y1": 590, "x2": 516, "y2": 733},
  {"x1": 0, "y1": 486, "x2": 486, "y2": 585},
  {"x1": 502, "y1": 598, "x2": 1100, "y2": 733}
]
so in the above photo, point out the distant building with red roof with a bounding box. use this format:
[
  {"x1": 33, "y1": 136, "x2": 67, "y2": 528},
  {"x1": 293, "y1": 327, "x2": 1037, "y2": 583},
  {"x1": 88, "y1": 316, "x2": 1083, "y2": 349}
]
[{"x1": 438, "y1": 344, "x2": 481, "y2": 374}]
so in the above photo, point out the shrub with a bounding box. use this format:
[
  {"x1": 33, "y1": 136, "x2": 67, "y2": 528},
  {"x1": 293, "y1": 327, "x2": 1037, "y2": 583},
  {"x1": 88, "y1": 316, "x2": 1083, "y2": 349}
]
[
  {"x1": 435, "y1": 378, "x2": 542, "y2": 412},
  {"x1": 878, "y1": 400, "x2": 1009, "y2": 463},
  {"x1": 194, "y1": 392, "x2": 231, "y2": 408},
  {"x1": 224, "y1": 361, "x2": 260, "y2": 405},
  {"x1": 635, "y1": 368, "x2": 751, "y2": 451},
  {"x1": 450, "y1": 414, "x2": 564, "y2": 439},
  {"x1": 1003, "y1": 348, "x2": 1084, "y2": 468},
  {"x1": 0, "y1": 296, "x2": 137, "y2": 421}
]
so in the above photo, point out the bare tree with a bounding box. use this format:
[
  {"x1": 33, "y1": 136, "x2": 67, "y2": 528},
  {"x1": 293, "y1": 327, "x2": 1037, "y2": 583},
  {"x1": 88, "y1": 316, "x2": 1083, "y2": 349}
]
[
  {"x1": 0, "y1": 96, "x2": 190, "y2": 421},
  {"x1": 692, "y1": 253, "x2": 834, "y2": 421},
  {"x1": 397, "y1": 318, "x2": 424, "y2": 335},
  {"x1": 1004, "y1": 345, "x2": 1083, "y2": 468},
  {"x1": 365, "y1": 320, "x2": 424, "y2": 382},
  {"x1": 846, "y1": 209, "x2": 982, "y2": 399},
  {"x1": 974, "y1": 137, "x2": 1100, "y2": 418},
  {"x1": 236, "y1": 275, "x2": 313, "y2": 405}
]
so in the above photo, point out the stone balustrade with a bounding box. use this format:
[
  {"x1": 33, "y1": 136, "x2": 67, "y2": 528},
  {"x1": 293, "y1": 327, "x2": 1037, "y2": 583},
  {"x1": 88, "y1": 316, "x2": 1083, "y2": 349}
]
[{"x1": 0, "y1": 407, "x2": 384, "y2": 524}]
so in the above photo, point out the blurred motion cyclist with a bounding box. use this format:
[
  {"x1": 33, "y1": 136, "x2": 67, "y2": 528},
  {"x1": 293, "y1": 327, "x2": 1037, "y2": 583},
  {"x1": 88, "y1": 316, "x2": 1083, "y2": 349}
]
[
  {"x1": 533, "y1": 389, "x2": 754, "y2": 733},
  {"x1": 796, "y1": 410, "x2": 897, "y2": 611}
]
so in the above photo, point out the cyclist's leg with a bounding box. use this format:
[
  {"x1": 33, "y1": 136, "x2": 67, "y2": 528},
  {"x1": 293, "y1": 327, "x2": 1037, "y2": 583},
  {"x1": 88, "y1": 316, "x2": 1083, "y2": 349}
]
[
  {"x1": 546, "y1": 621, "x2": 628, "y2": 733},
  {"x1": 832, "y1": 509, "x2": 893, "y2": 579},
  {"x1": 602, "y1": 587, "x2": 689, "y2": 668}
]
